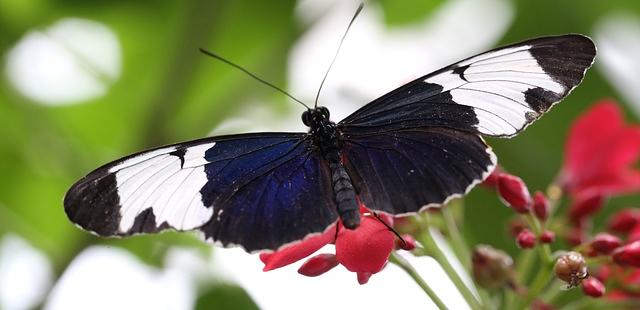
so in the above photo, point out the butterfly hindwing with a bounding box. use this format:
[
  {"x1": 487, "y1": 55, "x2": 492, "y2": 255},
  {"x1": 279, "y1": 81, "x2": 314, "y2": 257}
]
[
  {"x1": 342, "y1": 127, "x2": 496, "y2": 215},
  {"x1": 64, "y1": 133, "x2": 338, "y2": 252},
  {"x1": 339, "y1": 34, "x2": 596, "y2": 137}
]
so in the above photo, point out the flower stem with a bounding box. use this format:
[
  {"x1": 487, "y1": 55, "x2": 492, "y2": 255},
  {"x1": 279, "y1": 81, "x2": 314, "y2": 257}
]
[
  {"x1": 442, "y1": 203, "x2": 471, "y2": 270},
  {"x1": 517, "y1": 260, "x2": 554, "y2": 309},
  {"x1": 420, "y1": 215, "x2": 483, "y2": 310},
  {"x1": 525, "y1": 214, "x2": 553, "y2": 265},
  {"x1": 389, "y1": 252, "x2": 447, "y2": 310}
]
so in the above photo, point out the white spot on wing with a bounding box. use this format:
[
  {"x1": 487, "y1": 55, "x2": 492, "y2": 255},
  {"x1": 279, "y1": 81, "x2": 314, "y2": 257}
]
[
  {"x1": 423, "y1": 48, "x2": 566, "y2": 136},
  {"x1": 113, "y1": 143, "x2": 216, "y2": 233}
]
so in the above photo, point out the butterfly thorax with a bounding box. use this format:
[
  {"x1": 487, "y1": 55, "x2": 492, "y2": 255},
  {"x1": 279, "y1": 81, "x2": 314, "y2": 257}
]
[
  {"x1": 302, "y1": 106, "x2": 360, "y2": 229},
  {"x1": 302, "y1": 107, "x2": 342, "y2": 161}
]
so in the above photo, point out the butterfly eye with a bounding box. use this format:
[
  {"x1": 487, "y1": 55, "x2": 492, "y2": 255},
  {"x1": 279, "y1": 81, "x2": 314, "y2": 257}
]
[
  {"x1": 302, "y1": 110, "x2": 311, "y2": 126},
  {"x1": 319, "y1": 106, "x2": 330, "y2": 119}
]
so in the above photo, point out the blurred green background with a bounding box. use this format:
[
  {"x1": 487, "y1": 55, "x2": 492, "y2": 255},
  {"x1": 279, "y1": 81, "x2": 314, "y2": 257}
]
[{"x1": 1, "y1": 0, "x2": 639, "y2": 309}]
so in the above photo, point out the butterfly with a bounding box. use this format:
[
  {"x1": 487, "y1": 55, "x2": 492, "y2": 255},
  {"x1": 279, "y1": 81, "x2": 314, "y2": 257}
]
[{"x1": 64, "y1": 34, "x2": 596, "y2": 253}]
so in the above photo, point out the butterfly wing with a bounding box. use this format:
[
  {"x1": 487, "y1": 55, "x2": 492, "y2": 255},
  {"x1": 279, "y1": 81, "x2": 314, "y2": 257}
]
[
  {"x1": 64, "y1": 133, "x2": 338, "y2": 252},
  {"x1": 339, "y1": 34, "x2": 596, "y2": 137},
  {"x1": 338, "y1": 34, "x2": 595, "y2": 214},
  {"x1": 341, "y1": 128, "x2": 496, "y2": 215}
]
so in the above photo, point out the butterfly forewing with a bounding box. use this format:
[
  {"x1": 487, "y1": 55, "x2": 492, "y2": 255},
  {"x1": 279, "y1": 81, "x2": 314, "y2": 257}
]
[
  {"x1": 64, "y1": 133, "x2": 338, "y2": 252},
  {"x1": 337, "y1": 34, "x2": 595, "y2": 216},
  {"x1": 339, "y1": 34, "x2": 596, "y2": 137}
]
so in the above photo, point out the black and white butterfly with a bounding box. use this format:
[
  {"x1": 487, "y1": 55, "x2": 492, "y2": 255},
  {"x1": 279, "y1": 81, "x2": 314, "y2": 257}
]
[{"x1": 64, "y1": 34, "x2": 596, "y2": 252}]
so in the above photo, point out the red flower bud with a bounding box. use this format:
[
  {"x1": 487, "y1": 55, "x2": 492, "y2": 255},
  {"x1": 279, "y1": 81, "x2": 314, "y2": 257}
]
[
  {"x1": 298, "y1": 253, "x2": 338, "y2": 277},
  {"x1": 565, "y1": 227, "x2": 586, "y2": 246},
  {"x1": 568, "y1": 194, "x2": 605, "y2": 222},
  {"x1": 628, "y1": 224, "x2": 640, "y2": 243},
  {"x1": 540, "y1": 231, "x2": 555, "y2": 244},
  {"x1": 533, "y1": 191, "x2": 550, "y2": 221},
  {"x1": 516, "y1": 229, "x2": 536, "y2": 249},
  {"x1": 581, "y1": 277, "x2": 605, "y2": 298},
  {"x1": 590, "y1": 233, "x2": 622, "y2": 255},
  {"x1": 613, "y1": 241, "x2": 640, "y2": 267},
  {"x1": 498, "y1": 174, "x2": 532, "y2": 213},
  {"x1": 395, "y1": 234, "x2": 416, "y2": 251},
  {"x1": 482, "y1": 166, "x2": 504, "y2": 188},
  {"x1": 555, "y1": 252, "x2": 588, "y2": 287},
  {"x1": 508, "y1": 218, "x2": 527, "y2": 237},
  {"x1": 608, "y1": 209, "x2": 640, "y2": 233}
]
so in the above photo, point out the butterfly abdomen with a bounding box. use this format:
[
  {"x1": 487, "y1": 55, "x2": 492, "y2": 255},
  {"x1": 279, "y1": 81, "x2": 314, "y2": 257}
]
[{"x1": 330, "y1": 160, "x2": 359, "y2": 229}]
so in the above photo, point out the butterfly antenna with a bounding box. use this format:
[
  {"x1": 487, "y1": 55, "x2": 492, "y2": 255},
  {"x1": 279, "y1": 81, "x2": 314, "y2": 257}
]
[
  {"x1": 372, "y1": 212, "x2": 407, "y2": 247},
  {"x1": 314, "y1": 2, "x2": 364, "y2": 109},
  {"x1": 199, "y1": 48, "x2": 311, "y2": 110}
]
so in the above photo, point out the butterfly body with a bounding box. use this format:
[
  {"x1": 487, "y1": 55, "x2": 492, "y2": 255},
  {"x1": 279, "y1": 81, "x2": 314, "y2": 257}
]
[
  {"x1": 303, "y1": 106, "x2": 360, "y2": 229},
  {"x1": 65, "y1": 35, "x2": 596, "y2": 253}
]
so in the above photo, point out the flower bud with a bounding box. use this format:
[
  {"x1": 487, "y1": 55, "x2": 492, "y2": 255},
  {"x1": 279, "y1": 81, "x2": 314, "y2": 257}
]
[
  {"x1": 508, "y1": 218, "x2": 527, "y2": 237},
  {"x1": 628, "y1": 224, "x2": 640, "y2": 243},
  {"x1": 471, "y1": 245, "x2": 514, "y2": 290},
  {"x1": 554, "y1": 251, "x2": 587, "y2": 287},
  {"x1": 298, "y1": 253, "x2": 338, "y2": 277},
  {"x1": 568, "y1": 194, "x2": 605, "y2": 222},
  {"x1": 533, "y1": 191, "x2": 550, "y2": 221},
  {"x1": 608, "y1": 209, "x2": 640, "y2": 233},
  {"x1": 481, "y1": 166, "x2": 504, "y2": 188},
  {"x1": 590, "y1": 233, "x2": 622, "y2": 255},
  {"x1": 581, "y1": 277, "x2": 605, "y2": 298},
  {"x1": 497, "y1": 174, "x2": 532, "y2": 213},
  {"x1": 613, "y1": 241, "x2": 640, "y2": 268},
  {"x1": 540, "y1": 231, "x2": 555, "y2": 244},
  {"x1": 516, "y1": 229, "x2": 536, "y2": 249},
  {"x1": 565, "y1": 227, "x2": 586, "y2": 247}
]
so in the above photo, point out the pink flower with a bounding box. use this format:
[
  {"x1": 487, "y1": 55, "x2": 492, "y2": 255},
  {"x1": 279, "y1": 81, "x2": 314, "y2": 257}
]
[
  {"x1": 260, "y1": 205, "x2": 398, "y2": 284},
  {"x1": 559, "y1": 100, "x2": 640, "y2": 199}
]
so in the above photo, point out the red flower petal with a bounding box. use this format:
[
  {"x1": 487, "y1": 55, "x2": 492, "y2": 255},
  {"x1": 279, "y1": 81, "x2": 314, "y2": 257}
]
[
  {"x1": 568, "y1": 194, "x2": 605, "y2": 222},
  {"x1": 261, "y1": 224, "x2": 335, "y2": 271},
  {"x1": 357, "y1": 272, "x2": 373, "y2": 285},
  {"x1": 561, "y1": 101, "x2": 640, "y2": 198},
  {"x1": 335, "y1": 216, "x2": 395, "y2": 274},
  {"x1": 298, "y1": 253, "x2": 338, "y2": 277}
]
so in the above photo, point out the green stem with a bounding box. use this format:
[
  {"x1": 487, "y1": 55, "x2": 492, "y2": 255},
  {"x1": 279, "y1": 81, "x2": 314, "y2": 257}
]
[
  {"x1": 420, "y1": 215, "x2": 483, "y2": 310},
  {"x1": 442, "y1": 204, "x2": 471, "y2": 270},
  {"x1": 525, "y1": 214, "x2": 553, "y2": 265},
  {"x1": 518, "y1": 262, "x2": 554, "y2": 309},
  {"x1": 390, "y1": 252, "x2": 448, "y2": 310}
]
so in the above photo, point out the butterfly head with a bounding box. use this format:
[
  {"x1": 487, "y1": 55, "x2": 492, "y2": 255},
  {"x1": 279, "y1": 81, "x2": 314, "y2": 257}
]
[{"x1": 302, "y1": 106, "x2": 330, "y2": 127}]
